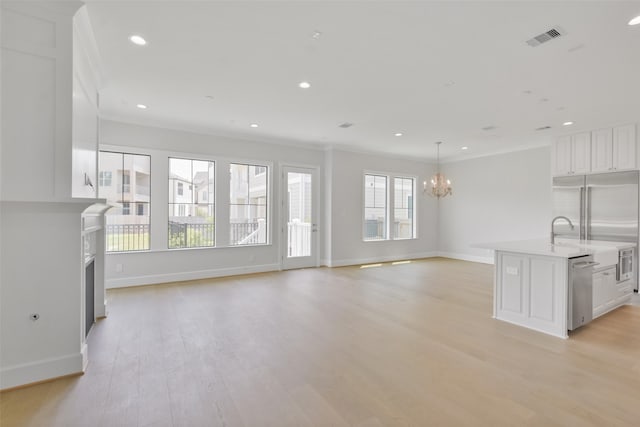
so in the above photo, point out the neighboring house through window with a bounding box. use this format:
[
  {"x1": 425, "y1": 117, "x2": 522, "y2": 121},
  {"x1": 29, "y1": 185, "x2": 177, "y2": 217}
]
[
  {"x1": 394, "y1": 177, "x2": 415, "y2": 239},
  {"x1": 168, "y1": 157, "x2": 215, "y2": 249},
  {"x1": 98, "y1": 151, "x2": 151, "y2": 252},
  {"x1": 364, "y1": 174, "x2": 417, "y2": 241},
  {"x1": 229, "y1": 163, "x2": 268, "y2": 245},
  {"x1": 98, "y1": 171, "x2": 112, "y2": 187},
  {"x1": 364, "y1": 174, "x2": 388, "y2": 240}
]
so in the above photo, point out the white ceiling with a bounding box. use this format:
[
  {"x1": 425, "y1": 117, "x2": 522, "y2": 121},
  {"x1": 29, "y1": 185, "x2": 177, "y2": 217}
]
[{"x1": 86, "y1": 1, "x2": 640, "y2": 160}]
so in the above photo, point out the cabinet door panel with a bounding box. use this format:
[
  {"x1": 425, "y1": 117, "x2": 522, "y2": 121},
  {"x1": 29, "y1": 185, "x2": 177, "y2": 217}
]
[
  {"x1": 592, "y1": 270, "x2": 607, "y2": 313},
  {"x1": 554, "y1": 136, "x2": 572, "y2": 176},
  {"x1": 591, "y1": 128, "x2": 613, "y2": 173},
  {"x1": 613, "y1": 124, "x2": 637, "y2": 171},
  {"x1": 572, "y1": 132, "x2": 591, "y2": 174}
]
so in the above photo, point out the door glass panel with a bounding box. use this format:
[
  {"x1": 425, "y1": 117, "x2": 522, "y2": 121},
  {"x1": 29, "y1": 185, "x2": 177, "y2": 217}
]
[{"x1": 287, "y1": 172, "x2": 312, "y2": 258}]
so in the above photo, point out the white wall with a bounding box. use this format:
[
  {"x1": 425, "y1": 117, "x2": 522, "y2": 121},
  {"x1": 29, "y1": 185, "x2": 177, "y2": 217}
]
[
  {"x1": 100, "y1": 119, "x2": 326, "y2": 287},
  {"x1": 326, "y1": 149, "x2": 439, "y2": 266},
  {"x1": 0, "y1": 1, "x2": 99, "y2": 390},
  {"x1": 437, "y1": 147, "x2": 552, "y2": 263}
]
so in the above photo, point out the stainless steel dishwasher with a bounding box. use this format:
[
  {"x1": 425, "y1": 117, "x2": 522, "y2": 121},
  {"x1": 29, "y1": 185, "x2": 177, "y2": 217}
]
[{"x1": 568, "y1": 255, "x2": 598, "y2": 330}]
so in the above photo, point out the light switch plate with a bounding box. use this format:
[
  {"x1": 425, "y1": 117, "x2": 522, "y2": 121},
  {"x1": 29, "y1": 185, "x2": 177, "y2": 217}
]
[{"x1": 506, "y1": 266, "x2": 519, "y2": 275}]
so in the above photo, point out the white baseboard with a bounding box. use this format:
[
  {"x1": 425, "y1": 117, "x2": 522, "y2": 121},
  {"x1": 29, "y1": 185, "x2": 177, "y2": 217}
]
[
  {"x1": 437, "y1": 251, "x2": 494, "y2": 264},
  {"x1": 105, "y1": 254, "x2": 492, "y2": 289},
  {"x1": 328, "y1": 251, "x2": 438, "y2": 268},
  {"x1": 0, "y1": 352, "x2": 84, "y2": 390},
  {"x1": 106, "y1": 263, "x2": 281, "y2": 289}
]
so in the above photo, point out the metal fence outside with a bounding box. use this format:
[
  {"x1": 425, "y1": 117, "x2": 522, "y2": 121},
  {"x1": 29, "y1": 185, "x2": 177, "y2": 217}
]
[
  {"x1": 106, "y1": 224, "x2": 150, "y2": 252},
  {"x1": 230, "y1": 222, "x2": 261, "y2": 245},
  {"x1": 168, "y1": 221, "x2": 215, "y2": 248}
]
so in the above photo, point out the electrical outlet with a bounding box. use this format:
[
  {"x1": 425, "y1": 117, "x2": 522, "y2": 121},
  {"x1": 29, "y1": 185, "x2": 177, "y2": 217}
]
[{"x1": 116, "y1": 263, "x2": 123, "y2": 273}]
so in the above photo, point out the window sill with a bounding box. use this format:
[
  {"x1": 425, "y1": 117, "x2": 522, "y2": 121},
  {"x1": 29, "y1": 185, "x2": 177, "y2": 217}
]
[
  {"x1": 106, "y1": 243, "x2": 272, "y2": 255},
  {"x1": 362, "y1": 237, "x2": 417, "y2": 243}
]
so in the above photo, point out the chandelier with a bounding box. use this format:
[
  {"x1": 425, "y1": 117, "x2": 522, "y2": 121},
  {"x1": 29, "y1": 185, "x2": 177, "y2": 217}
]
[{"x1": 424, "y1": 141, "x2": 452, "y2": 198}]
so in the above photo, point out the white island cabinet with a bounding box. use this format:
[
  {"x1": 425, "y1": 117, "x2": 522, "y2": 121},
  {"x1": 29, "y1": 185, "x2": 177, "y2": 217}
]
[
  {"x1": 477, "y1": 239, "x2": 636, "y2": 339},
  {"x1": 493, "y1": 246, "x2": 583, "y2": 339}
]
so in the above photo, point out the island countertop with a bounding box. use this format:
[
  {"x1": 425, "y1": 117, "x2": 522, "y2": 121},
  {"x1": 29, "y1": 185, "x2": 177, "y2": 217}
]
[{"x1": 475, "y1": 238, "x2": 635, "y2": 259}]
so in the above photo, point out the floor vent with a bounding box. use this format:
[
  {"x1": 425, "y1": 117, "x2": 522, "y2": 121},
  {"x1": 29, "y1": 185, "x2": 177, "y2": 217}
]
[{"x1": 526, "y1": 28, "x2": 564, "y2": 47}]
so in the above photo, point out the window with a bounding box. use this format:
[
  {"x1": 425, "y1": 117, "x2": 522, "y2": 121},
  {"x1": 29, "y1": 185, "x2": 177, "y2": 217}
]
[
  {"x1": 98, "y1": 151, "x2": 151, "y2": 252},
  {"x1": 364, "y1": 174, "x2": 388, "y2": 240},
  {"x1": 98, "y1": 171, "x2": 112, "y2": 187},
  {"x1": 122, "y1": 172, "x2": 131, "y2": 193},
  {"x1": 394, "y1": 177, "x2": 415, "y2": 239},
  {"x1": 168, "y1": 158, "x2": 215, "y2": 249},
  {"x1": 230, "y1": 163, "x2": 268, "y2": 245}
]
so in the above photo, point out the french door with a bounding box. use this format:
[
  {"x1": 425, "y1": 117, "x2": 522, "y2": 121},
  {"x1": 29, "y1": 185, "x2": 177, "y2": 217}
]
[{"x1": 282, "y1": 166, "x2": 319, "y2": 269}]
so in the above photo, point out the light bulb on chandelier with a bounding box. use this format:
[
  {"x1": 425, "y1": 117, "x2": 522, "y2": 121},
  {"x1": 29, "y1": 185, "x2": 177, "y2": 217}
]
[{"x1": 424, "y1": 141, "x2": 452, "y2": 198}]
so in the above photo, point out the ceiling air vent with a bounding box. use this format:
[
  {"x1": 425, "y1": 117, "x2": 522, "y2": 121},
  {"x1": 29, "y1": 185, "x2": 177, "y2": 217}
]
[
  {"x1": 535, "y1": 125, "x2": 552, "y2": 131},
  {"x1": 338, "y1": 122, "x2": 354, "y2": 128},
  {"x1": 526, "y1": 27, "x2": 564, "y2": 47}
]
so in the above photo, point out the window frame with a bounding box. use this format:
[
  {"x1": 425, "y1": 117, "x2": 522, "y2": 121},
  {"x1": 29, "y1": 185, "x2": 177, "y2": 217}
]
[
  {"x1": 392, "y1": 176, "x2": 417, "y2": 240},
  {"x1": 168, "y1": 156, "x2": 216, "y2": 250},
  {"x1": 363, "y1": 172, "x2": 390, "y2": 242},
  {"x1": 229, "y1": 162, "x2": 271, "y2": 246},
  {"x1": 98, "y1": 150, "x2": 152, "y2": 253},
  {"x1": 362, "y1": 172, "x2": 418, "y2": 242}
]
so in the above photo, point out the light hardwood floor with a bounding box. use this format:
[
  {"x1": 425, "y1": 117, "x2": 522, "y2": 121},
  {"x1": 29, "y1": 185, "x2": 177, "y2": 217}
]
[{"x1": 2, "y1": 258, "x2": 640, "y2": 426}]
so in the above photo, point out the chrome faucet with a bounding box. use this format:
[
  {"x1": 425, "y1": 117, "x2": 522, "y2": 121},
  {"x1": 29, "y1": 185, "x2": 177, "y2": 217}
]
[{"x1": 550, "y1": 216, "x2": 574, "y2": 244}]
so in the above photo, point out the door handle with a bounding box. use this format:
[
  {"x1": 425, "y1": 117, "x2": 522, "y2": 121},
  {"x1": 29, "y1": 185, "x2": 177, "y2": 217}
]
[{"x1": 574, "y1": 261, "x2": 600, "y2": 269}]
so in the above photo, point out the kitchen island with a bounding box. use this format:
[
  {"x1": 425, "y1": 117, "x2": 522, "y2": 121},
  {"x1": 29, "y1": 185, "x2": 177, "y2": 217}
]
[{"x1": 478, "y1": 238, "x2": 635, "y2": 338}]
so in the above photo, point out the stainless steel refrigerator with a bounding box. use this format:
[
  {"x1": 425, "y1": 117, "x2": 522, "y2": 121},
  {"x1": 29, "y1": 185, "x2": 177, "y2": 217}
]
[{"x1": 552, "y1": 170, "x2": 639, "y2": 290}]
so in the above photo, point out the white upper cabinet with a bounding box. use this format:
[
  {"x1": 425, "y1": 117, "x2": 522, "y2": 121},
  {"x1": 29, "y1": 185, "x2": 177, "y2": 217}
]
[
  {"x1": 552, "y1": 132, "x2": 591, "y2": 176},
  {"x1": 591, "y1": 128, "x2": 613, "y2": 173},
  {"x1": 572, "y1": 132, "x2": 592, "y2": 174},
  {"x1": 590, "y1": 124, "x2": 637, "y2": 173},
  {"x1": 613, "y1": 124, "x2": 637, "y2": 171},
  {"x1": 554, "y1": 123, "x2": 637, "y2": 177},
  {"x1": 553, "y1": 136, "x2": 572, "y2": 176}
]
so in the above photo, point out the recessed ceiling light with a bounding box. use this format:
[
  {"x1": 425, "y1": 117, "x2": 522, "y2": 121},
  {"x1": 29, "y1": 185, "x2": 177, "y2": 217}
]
[
  {"x1": 298, "y1": 81, "x2": 311, "y2": 89},
  {"x1": 205, "y1": 95, "x2": 214, "y2": 99},
  {"x1": 628, "y1": 15, "x2": 640, "y2": 26},
  {"x1": 563, "y1": 121, "x2": 574, "y2": 126},
  {"x1": 461, "y1": 146, "x2": 468, "y2": 150},
  {"x1": 394, "y1": 132, "x2": 403, "y2": 137},
  {"x1": 129, "y1": 35, "x2": 147, "y2": 46},
  {"x1": 250, "y1": 123, "x2": 259, "y2": 128},
  {"x1": 312, "y1": 31, "x2": 322, "y2": 39},
  {"x1": 136, "y1": 104, "x2": 147, "y2": 109}
]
